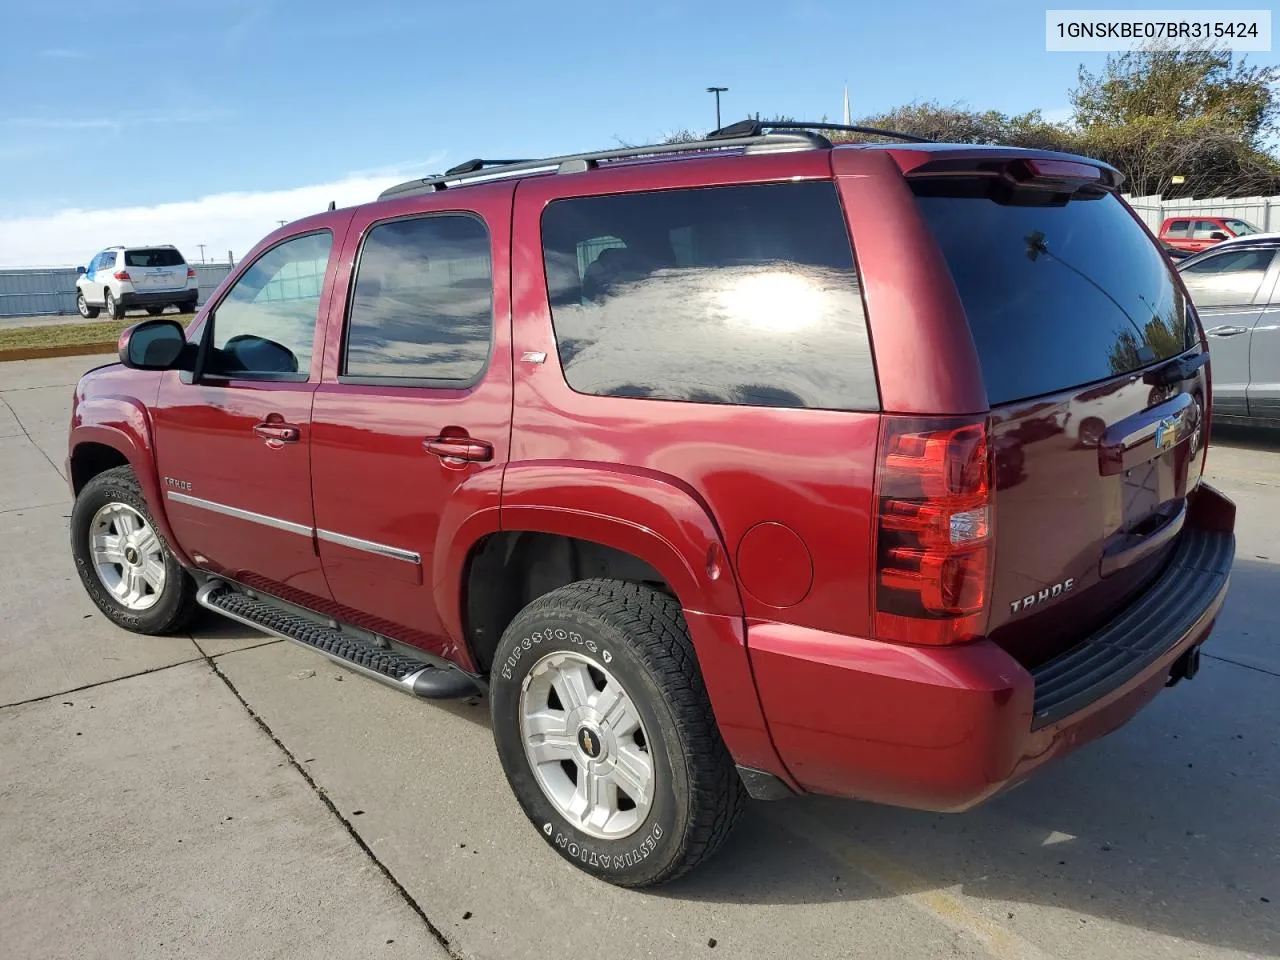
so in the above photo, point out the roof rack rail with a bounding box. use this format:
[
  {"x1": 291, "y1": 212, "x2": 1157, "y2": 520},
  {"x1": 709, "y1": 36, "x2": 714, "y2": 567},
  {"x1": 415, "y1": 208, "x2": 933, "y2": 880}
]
[
  {"x1": 378, "y1": 130, "x2": 828, "y2": 201},
  {"x1": 443, "y1": 158, "x2": 537, "y2": 176},
  {"x1": 709, "y1": 119, "x2": 933, "y2": 144}
]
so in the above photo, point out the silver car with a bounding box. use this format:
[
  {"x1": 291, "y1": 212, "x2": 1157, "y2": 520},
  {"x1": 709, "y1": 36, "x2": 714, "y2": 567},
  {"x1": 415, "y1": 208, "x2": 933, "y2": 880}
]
[{"x1": 1177, "y1": 234, "x2": 1280, "y2": 427}]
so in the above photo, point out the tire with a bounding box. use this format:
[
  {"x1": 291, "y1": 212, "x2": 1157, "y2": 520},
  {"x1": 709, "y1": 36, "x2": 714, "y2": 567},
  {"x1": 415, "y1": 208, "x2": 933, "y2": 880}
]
[
  {"x1": 76, "y1": 291, "x2": 100, "y2": 319},
  {"x1": 104, "y1": 289, "x2": 123, "y2": 319},
  {"x1": 490, "y1": 579, "x2": 746, "y2": 887},
  {"x1": 145, "y1": 306, "x2": 165, "y2": 316},
  {"x1": 70, "y1": 465, "x2": 199, "y2": 635},
  {"x1": 178, "y1": 298, "x2": 197, "y2": 315}
]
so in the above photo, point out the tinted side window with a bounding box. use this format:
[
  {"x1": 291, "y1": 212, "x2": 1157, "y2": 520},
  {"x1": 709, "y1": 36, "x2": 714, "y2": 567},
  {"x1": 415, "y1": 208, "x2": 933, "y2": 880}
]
[
  {"x1": 540, "y1": 181, "x2": 877, "y2": 411},
  {"x1": 1165, "y1": 220, "x2": 1190, "y2": 237},
  {"x1": 207, "y1": 231, "x2": 332, "y2": 378},
  {"x1": 343, "y1": 215, "x2": 492, "y2": 382},
  {"x1": 1180, "y1": 249, "x2": 1274, "y2": 307}
]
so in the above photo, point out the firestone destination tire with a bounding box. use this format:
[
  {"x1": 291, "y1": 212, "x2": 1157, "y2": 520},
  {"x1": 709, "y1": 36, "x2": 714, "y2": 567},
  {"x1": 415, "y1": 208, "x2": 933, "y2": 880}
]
[{"x1": 490, "y1": 578, "x2": 746, "y2": 887}]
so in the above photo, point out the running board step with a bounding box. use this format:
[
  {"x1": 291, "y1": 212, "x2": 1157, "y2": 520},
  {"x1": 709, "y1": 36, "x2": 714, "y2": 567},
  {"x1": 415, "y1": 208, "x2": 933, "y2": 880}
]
[{"x1": 197, "y1": 582, "x2": 481, "y2": 700}]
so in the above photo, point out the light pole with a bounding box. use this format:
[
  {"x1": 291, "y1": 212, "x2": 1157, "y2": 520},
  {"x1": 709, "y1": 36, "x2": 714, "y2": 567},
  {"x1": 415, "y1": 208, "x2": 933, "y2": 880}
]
[
  {"x1": 197, "y1": 243, "x2": 207, "y2": 264},
  {"x1": 706, "y1": 86, "x2": 728, "y2": 130}
]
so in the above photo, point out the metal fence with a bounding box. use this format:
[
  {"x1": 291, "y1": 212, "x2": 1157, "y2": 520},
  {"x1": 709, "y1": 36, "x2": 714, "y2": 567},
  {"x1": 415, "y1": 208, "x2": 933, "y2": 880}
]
[
  {"x1": 1123, "y1": 194, "x2": 1280, "y2": 234},
  {"x1": 0, "y1": 264, "x2": 233, "y2": 318}
]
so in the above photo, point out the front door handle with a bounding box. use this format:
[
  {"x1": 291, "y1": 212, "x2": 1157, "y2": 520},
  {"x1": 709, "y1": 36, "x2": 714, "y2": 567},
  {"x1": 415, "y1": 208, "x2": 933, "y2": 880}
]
[
  {"x1": 424, "y1": 436, "x2": 493, "y2": 463},
  {"x1": 1206, "y1": 325, "x2": 1249, "y2": 338},
  {"x1": 253, "y1": 421, "x2": 301, "y2": 444}
]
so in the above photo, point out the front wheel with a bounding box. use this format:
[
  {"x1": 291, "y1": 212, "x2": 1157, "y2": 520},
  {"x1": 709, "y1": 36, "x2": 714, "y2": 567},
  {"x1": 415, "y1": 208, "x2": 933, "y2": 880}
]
[
  {"x1": 490, "y1": 579, "x2": 745, "y2": 887},
  {"x1": 70, "y1": 466, "x2": 199, "y2": 634}
]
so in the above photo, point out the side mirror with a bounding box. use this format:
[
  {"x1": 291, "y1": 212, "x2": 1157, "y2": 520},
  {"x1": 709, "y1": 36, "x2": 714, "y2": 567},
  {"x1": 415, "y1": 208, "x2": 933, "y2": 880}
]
[
  {"x1": 1210, "y1": 231, "x2": 1228, "y2": 241},
  {"x1": 118, "y1": 318, "x2": 191, "y2": 371},
  {"x1": 76, "y1": 266, "x2": 86, "y2": 275}
]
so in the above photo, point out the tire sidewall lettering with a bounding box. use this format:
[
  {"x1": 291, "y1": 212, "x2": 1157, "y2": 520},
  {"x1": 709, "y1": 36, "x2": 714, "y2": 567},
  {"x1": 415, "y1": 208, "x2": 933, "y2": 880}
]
[{"x1": 500, "y1": 628, "x2": 598, "y2": 681}]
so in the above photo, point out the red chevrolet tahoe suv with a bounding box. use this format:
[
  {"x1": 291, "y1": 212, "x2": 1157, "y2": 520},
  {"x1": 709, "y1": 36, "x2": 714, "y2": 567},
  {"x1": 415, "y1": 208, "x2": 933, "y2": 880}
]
[{"x1": 66, "y1": 120, "x2": 1236, "y2": 887}]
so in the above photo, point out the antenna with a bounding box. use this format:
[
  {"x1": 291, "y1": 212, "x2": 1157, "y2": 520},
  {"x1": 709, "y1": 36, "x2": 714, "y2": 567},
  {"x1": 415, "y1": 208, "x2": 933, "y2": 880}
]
[{"x1": 328, "y1": 200, "x2": 336, "y2": 211}]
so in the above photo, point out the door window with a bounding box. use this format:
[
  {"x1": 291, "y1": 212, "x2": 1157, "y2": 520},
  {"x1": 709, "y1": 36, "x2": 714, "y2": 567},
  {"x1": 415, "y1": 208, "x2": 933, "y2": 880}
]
[
  {"x1": 205, "y1": 231, "x2": 333, "y2": 379},
  {"x1": 1180, "y1": 249, "x2": 1275, "y2": 308},
  {"x1": 342, "y1": 214, "x2": 493, "y2": 383},
  {"x1": 1192, "y1": 220, "x2": 1225, "y2": 240},
  {"x1": 1165, "y1": 220, "x2": 1190, "y2": 238}
]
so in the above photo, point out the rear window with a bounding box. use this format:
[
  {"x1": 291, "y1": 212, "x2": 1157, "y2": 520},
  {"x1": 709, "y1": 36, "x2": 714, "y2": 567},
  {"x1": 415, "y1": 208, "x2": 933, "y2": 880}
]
[
  {"x1": 540, "y1": 181, "x2": 877, "y2": 411},
  {"x1": 125, "y1": 248, "x2": 185, "y2": 267},
  {"x1": 914, "y1": 183, "x2": 1191, "y2": 406}
]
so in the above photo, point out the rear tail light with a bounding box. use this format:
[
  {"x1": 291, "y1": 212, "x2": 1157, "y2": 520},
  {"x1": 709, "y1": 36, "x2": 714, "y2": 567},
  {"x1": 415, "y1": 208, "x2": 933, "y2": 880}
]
[
  {"x1": 873, "y1": 415, "x2": 994, "y2": 646},
  {"x1": 187, "y1": 267, "x2": 197, "y2": 279},
  {"x1": 113, "y1": 270, "x2": 131, "y2": 281}
]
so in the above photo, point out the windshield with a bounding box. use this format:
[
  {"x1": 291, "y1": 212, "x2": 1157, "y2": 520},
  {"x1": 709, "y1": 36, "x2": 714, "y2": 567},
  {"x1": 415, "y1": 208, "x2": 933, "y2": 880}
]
[
  {"x1": 914, "y1": 181, "x2": 1191, "y2": 406},
  {"x1": 1225, "y1": 219, "x2": 1259, "y2": 236}
]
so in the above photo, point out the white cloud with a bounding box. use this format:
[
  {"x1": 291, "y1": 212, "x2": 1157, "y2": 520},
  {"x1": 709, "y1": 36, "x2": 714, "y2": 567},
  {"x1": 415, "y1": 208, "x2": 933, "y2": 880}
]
[{"x1": 0, "y1": 162, "x2": 444, "y2": 267}]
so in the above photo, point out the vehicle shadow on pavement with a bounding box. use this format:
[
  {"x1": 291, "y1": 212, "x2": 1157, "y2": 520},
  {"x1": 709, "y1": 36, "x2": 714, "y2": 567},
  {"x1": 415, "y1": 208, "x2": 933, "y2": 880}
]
[
  {"x1": 659, "y1": 563, "x2": 1279, "y2": 957},
  {"x1": 1211, "y1": 423, "x2": 1280, "y2": 453}
]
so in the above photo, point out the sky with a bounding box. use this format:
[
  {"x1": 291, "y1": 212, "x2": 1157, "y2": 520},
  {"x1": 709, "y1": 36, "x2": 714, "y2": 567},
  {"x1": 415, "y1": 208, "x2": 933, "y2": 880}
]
[{"x1": 2, "y1": 0, "x2": 1277, "y2": 266}]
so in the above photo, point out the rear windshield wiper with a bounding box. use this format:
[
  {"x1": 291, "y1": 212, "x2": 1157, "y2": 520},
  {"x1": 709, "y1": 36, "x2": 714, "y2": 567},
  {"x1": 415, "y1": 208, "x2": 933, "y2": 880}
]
[{"x1": 1143, "y1": 351, "x2": 1209, "y2": 387}]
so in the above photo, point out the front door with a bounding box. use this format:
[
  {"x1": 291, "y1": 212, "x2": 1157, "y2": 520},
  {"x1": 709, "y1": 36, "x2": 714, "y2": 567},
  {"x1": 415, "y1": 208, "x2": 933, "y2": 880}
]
[
  {"x1": 309, "y1": 188, "x2": 514, "y2": 661},
  {"x1": 153, "y1": 228, "x2": 343, "y2": 605},
  {"x1": 1180, "y1": 246, "x2": 1278, "y2": 419}
]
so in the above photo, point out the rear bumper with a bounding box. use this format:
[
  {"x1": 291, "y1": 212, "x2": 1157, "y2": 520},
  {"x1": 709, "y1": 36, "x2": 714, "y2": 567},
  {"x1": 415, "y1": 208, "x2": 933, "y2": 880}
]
[
  {"x1": 746, "y1": 486, "x2": 1235, "y2": 811},
  {"x1": 118, "y1": 288, "x2": 197, "y2": 307}
]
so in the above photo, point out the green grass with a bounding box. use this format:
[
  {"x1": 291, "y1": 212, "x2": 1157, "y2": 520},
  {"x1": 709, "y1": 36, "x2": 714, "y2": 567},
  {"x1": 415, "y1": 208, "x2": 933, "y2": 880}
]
[{"x1": 0, "y1": 314, "x2": 192, "y2": 351}]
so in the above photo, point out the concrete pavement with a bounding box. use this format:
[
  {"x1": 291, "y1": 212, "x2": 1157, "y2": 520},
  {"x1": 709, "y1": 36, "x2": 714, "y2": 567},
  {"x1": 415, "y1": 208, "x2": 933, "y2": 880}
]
[{"x1": 1, "y1": 353, "x2": 1277, "y2": 959}]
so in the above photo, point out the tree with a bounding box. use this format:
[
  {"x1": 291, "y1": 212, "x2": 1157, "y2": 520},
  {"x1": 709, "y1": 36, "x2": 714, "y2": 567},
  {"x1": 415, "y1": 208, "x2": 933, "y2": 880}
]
[{"x1": 1072, "y1": 46, "x2": 1280, "y2": 147}]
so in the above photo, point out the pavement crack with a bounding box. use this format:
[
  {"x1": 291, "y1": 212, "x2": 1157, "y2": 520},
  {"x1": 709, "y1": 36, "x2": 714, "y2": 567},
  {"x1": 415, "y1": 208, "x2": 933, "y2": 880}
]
[
  {"x1": 0, "y1": 656, "x2": 205, "y2": 710},
  {"x1": 205, "y1": 638, "x2": 285, "y2": 658},
  {"x1": 1203, "y1": 652, "x2": 1280, "y2": 679},
  {"x1": 198, "y1": 645, "x2": 465, "y2": 959},
  {"x1": 0, "y1": 501, "x2": 69, "y2": 515},
  {"x1": 0, "y1": 393, "x2": 65, "y2": 478}
]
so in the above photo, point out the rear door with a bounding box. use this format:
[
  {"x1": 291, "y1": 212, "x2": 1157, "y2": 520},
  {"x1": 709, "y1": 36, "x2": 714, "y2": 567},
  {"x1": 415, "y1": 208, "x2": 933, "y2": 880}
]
[
  {"x1": 1162, "y1": 219, "x2": 1192, "y2": 250},
  {"x1": 912, "y1": 173, "x2": 1208, "y2": 667},
  {"x1": 1178, "y1": 245, "x2": 1278, "y2": 419},
  {"x1": 309, "y1": 186, "x2": 514, "y2": 662},
  {"x1": 125, "y1": 247, "x2": 188, "y2": 294}
]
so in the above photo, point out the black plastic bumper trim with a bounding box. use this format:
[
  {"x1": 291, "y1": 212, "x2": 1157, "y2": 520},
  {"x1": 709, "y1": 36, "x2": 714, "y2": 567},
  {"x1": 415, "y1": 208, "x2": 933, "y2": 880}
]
[{"x1": 1030, "y1": 526, "x2": 1233, "y2": 730}]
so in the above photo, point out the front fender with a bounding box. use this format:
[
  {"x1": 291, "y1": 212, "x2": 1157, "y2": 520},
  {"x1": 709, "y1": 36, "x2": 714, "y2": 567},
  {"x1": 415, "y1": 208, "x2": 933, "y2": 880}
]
[
  {"x1": 71, "y1": 397, "x2": 191, "y2": 567},
  {"x1": 488, "y1": 461, "x2": 792, "y2": 780}
]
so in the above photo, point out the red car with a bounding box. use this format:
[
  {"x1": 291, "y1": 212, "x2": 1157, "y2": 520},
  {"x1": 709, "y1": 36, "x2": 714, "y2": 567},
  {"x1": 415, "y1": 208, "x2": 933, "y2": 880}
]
[
  {"x1": 1159, "y1": 215, "x2": 1262, "y2": 253},
  {"x1": 66, "y1": 120, "x2": 1235, "y2": 887}
]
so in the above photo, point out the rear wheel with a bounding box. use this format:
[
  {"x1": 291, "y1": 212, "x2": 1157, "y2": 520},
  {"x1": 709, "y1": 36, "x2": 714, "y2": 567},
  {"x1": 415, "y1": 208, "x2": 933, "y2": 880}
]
[
  {"x1": 104, "y1": 289, "x2": 123, "y2": 319},
  {"x1": 490, "y1": 579, "x2": 745, "y2": 887},
  {"x1": 70, "y1": 466, "x2": 198, "y2": 635},
  {"x1": 178, "y1": 298, "x2": 197, "y2": 315},
  {"x1": 76, "y1": 291, "x2": 100, "y2": 319},
  {"x1": 145, "y1": 306, "x2": 164, "y2": 316}
]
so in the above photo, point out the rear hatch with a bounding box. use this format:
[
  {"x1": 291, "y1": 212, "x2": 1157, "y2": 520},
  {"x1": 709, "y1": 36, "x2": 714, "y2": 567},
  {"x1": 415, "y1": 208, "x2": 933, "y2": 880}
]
[
  {"x1": 124, "y1": 247, "x2": 188, "y2": 292},
  {"x1": 911, "y1": 160, "x2": 1208, "y2": 668}
]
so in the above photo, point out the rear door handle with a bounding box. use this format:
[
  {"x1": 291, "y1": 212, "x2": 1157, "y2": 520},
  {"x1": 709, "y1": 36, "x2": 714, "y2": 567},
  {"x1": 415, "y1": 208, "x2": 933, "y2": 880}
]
[
  {"x1": 1206, "y1": 325, "x2": 1249, "y2": 338},
  {"x1": 424, "y1": 436, "x2": 493, "y2": 463},
  {"x1": 253, "y1": 421, "x2": 300, "y2": 443}
]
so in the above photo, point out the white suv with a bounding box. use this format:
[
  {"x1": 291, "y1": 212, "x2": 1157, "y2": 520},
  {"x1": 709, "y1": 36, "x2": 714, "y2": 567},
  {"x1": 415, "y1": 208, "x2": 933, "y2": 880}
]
[{"x1": 75, "y1": 246, "x2": 199, "y2": 319}]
